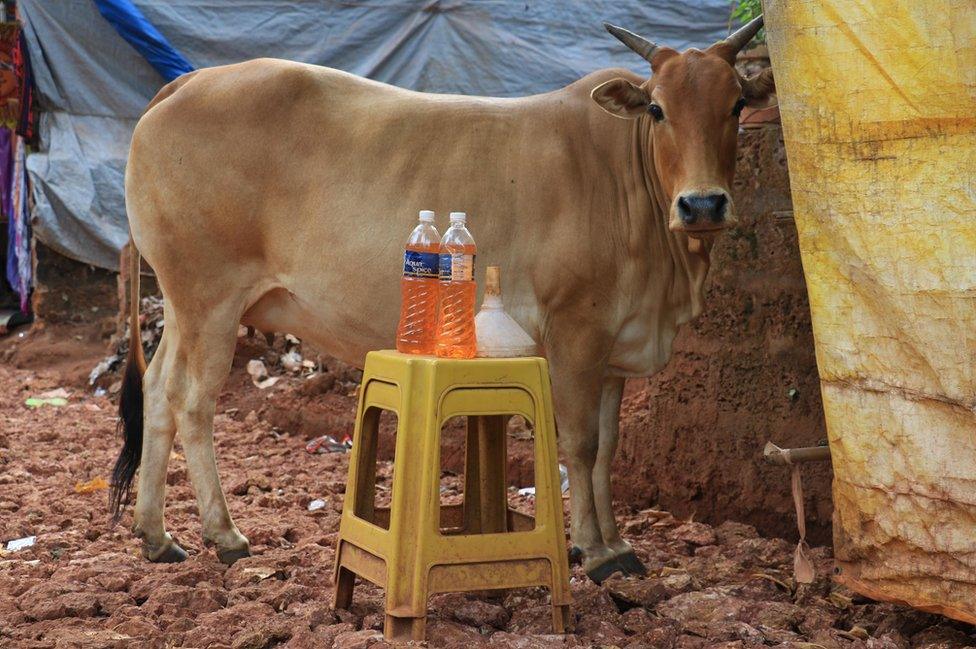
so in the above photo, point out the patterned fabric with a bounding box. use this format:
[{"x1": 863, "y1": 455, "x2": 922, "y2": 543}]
[
  {"x1": 0, "y1": 127, "x2": 11, "y2": 218},
  {"x1": 6, "y1": 133, "x2": 30, "y2": 312},
  {"x1": 14, "y1": 29, "x2": 35, "y2": 142}
]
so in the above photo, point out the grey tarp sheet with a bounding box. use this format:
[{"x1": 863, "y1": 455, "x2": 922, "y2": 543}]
[{"x1": 20, "y1": 0, "x2": 731, "y2": 270}]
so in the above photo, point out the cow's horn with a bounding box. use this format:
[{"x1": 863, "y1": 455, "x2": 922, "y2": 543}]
[
  {"x1": 722, "y1": 14, "x2": 764, "y2": 55},
  {"x1": 604, "y1": 23, "x2": 659, "y2": 63}
]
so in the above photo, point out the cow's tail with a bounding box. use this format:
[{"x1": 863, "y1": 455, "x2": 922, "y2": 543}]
[
  {"x1": 109, "y1": 71, "x2": 196, "y2": 522},
  {"x1": 110, "y1": 240, "x2": 147, "y2": 524}
]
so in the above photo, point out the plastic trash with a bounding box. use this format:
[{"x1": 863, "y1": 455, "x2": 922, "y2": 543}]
[
  {"x1": 305, "y1": 434, "x2": 352, "y2": 454},
  {"x1": 5, "y1": 536, "x2": 36, "y2": 552},
  {"x1": 89, "y1": 354, "x2": 122, "y2": 385},
  {"x1": 514, "y1": 466, "x2": 566, "y2": 498},
  {"x1": 74, "y1": 476, "x2": 109, "y2": 494},
  {"x1": 307, "y1": 498, "x2": 327, "y2": 511},
  {"x1": 246, "y1": 359, "x2": 279, "y2": 389},
  {"x1": 474, "y1": 266, "x2": 537, "y2": 358},
  {"x1": 25, "y1": 397, "x2": 67, "y2": 408},
  {"x1": 280, "y1": 350, "x2": 303, "y2": 373}
]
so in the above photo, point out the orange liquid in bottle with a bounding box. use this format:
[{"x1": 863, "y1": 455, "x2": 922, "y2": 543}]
[
  {"x1": 436, "y1": 242, "x2": 477, "y2": 358},
  {"x1": 396, "y1": 212, "x2": 441, "y2": 355}
]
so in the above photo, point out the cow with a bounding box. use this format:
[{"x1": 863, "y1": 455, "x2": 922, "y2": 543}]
[{"x1": 110, "y1": 16, "x2": 772, "y2": 583}]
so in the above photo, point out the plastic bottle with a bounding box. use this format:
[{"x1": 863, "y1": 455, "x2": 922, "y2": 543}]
[
  {"x1": 435, "y1": 212, "x2": 477, "y2": 358},
  {"x1": 396, "y1": 210, "x2": 441, "y2": 355}
]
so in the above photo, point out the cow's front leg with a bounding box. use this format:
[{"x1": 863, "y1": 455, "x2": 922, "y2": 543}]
[
  {"x1": 593, "y1": 377, "x2": 646, "y2": 576},
  {"x1": 548, "y1": 340, "x2": 618, "y2": 582}
]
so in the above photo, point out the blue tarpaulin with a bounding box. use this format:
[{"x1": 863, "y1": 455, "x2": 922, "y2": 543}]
[{"x1": 92, "y1": 0, "x2": 194, "y2": 82}]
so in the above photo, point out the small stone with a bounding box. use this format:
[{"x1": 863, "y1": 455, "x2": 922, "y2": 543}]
[
  {"x1": 361, "y1": 612, "x2": 384, "y2": 631},
  {"x1": 141, "y1": 584, "x2": 227, "y2": 618},
  {"x1": 715, "y1": 521, "x2": 759, "y2": 545},
  {"x1": 166, "y1": 617, "x2": 197, "y2": 633},
  {"x1": 488, "y1": 631, "x2": 580, "y2": 647},
  {"x1": 299, "y1": 372, "x2": 337, "y2": 396},
  {"x1": 231, "y1": 618, "x2": 295, "y2": 649},
  {"x1": 112, "y1": 618, "x2": 162, "y2": 639},
  {"x1": 868, "y1": 634, "x2": 909, "y2": 649},
  {"x1": 661, "y1": 572, "x2": 698, "y2": 592},
  {"x1": 670, "y1": 522, "x2": 717, "y2": 547},
  {"x1": 453, "y1": 597, "x2": 511, "y2": 629},
  {"x1": 18, "y1": 584, "x2": 99, "y2": 621},
  {"x1": 604, "y1": 572, "x2": 697, "y2": 612},
  {"x1": 426, "y1": 619, "x2": 490, "y2": 646},
  {"x1": 333, "y1": 628, "x2": 383, "y2": 649},
  {"x1": 910, "y1": 625, "x2": 975, "y2": 649},
  {"x1": 604, "y1": 575, "x2": 671, "y2": 610}
]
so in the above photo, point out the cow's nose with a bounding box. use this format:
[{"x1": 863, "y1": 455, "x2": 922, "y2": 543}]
[{"x1": 677, "y1": 193, "x2": 728, "y2": 225}]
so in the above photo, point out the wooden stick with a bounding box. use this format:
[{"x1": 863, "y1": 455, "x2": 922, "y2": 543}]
[{"x1": 763, "y1": 441, "x2": 831, "y2": 465}]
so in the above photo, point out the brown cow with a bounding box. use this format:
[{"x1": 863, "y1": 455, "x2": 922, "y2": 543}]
[{"x1": 111, "y1": 17, "x2": 772, "y2": 582}]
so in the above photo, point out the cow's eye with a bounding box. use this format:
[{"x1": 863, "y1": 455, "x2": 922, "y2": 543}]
[
  {"x1": 647, "y1": 103, "x2": 664, "y2": 121},
  {"x1": 732, "y1": 98, "x2": 747, "y2": 117}
]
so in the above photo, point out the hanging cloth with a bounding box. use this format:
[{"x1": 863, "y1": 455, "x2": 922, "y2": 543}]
[
  {"x1": 13, "y1": 29, "x2": 35, "y2": 142},
  {"x1": 7, "y1": 133, "x2": 30, "y2": 312}
]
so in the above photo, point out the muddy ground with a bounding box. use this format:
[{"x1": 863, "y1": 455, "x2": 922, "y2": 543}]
[{"x1": 1, "y1": 324, "x2": 974, "y2": 648}]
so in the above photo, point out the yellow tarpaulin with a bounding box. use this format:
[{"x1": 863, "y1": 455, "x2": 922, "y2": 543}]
[{"x1": 764, "y1": 0, "x2": 976, "y2": 623}]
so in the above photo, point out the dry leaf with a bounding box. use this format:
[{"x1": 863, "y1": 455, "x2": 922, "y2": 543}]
[{"x1": 74, "y1": 476, "x2": 109, "y2": 494}]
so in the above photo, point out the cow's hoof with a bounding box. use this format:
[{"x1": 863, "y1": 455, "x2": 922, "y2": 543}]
[
  {"x1": 585, "y1": 557, "x2": 623, "y2": 584},
  {"x1": 615, "y1": 550, "x2": 648, "y2": 576},
  {"x1": 568, "y1": 546, "x2": 583, "y2": 565},
  {"x1": 217, "y1": 546, "x2": 251, "y2": 566},
  {"x1": 146, "y1": 542, "x2": 188, "y2": 563}
]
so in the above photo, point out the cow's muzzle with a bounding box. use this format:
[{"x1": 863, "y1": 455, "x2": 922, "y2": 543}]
[{"x1": 670, "y1": 189, "x2": 735, "y2": 234}]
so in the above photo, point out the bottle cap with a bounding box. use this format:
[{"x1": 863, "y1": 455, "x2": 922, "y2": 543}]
[
  {"x1": 449, "y1": 211, "x2": 467, "y2": 223},
  {"x1": 418, "y1": 210, "x2": 435, "y2": 222}
]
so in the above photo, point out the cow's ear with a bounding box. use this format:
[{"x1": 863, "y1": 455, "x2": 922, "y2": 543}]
[
  {"x1": 742, "y1": 68, "x2": 775, "y2": 107},
  {"x1": 591, "y1": 78, "x2": 649, "y2": 119}
]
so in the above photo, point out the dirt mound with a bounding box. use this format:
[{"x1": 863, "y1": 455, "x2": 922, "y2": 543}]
[
  {"x1": 1, "y1": 357, "x2": 971, "y2": 648},
  {"x1": 0, "y1": 322, "x2": 113, "y2": 388},
  {"x1": 613, "y1": 127, "x2": 833, "y2": 545}
]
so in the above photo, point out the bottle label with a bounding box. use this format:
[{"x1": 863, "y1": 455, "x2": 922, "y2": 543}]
[
  {"x1": 439, "y1": 253, "x2": 475, "y2": 281},
  {"x1": 403, "y1": 250, "x2": 439, "y2": 278}
]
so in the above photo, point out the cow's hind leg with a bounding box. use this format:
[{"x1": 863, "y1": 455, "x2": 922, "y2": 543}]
[
  {"x1": 166, "y1": 299, "x2": 250, "y2": 564},
  {"x1": 132, "y1": 331, "x2": 187, "y2": 562},
  {"x1": 593, "y1": 377, "x2": 646, "y2": 576}
]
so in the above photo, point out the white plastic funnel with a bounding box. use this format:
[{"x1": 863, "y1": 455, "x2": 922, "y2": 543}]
[{"x1": 474, "y1": 266, "x2": 537, "y2": 358}]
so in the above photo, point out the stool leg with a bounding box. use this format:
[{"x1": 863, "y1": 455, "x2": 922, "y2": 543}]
[
  {"x1": 462, "y1": 419, "x2": 484, "y2": 534},
  {"x1": 551, "y1": 603, "x2": 571, "y2": 633},
  {"x1": 385, "y1": 614, "x2": 426, "y2": 642},
  {"x1": 352, "y1": 408, "x2": 381, "y2": 524},
  {"x1": 465, "y1": 415, "x2": 508, "y2": 534},
  {"x1": 334, "y1": 566, "x2": 355, "y2": 609}
]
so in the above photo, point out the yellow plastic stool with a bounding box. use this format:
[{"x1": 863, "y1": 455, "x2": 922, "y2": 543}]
[{"x1": 333, "y1": 350, "x2": 572, "y2": 642}]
